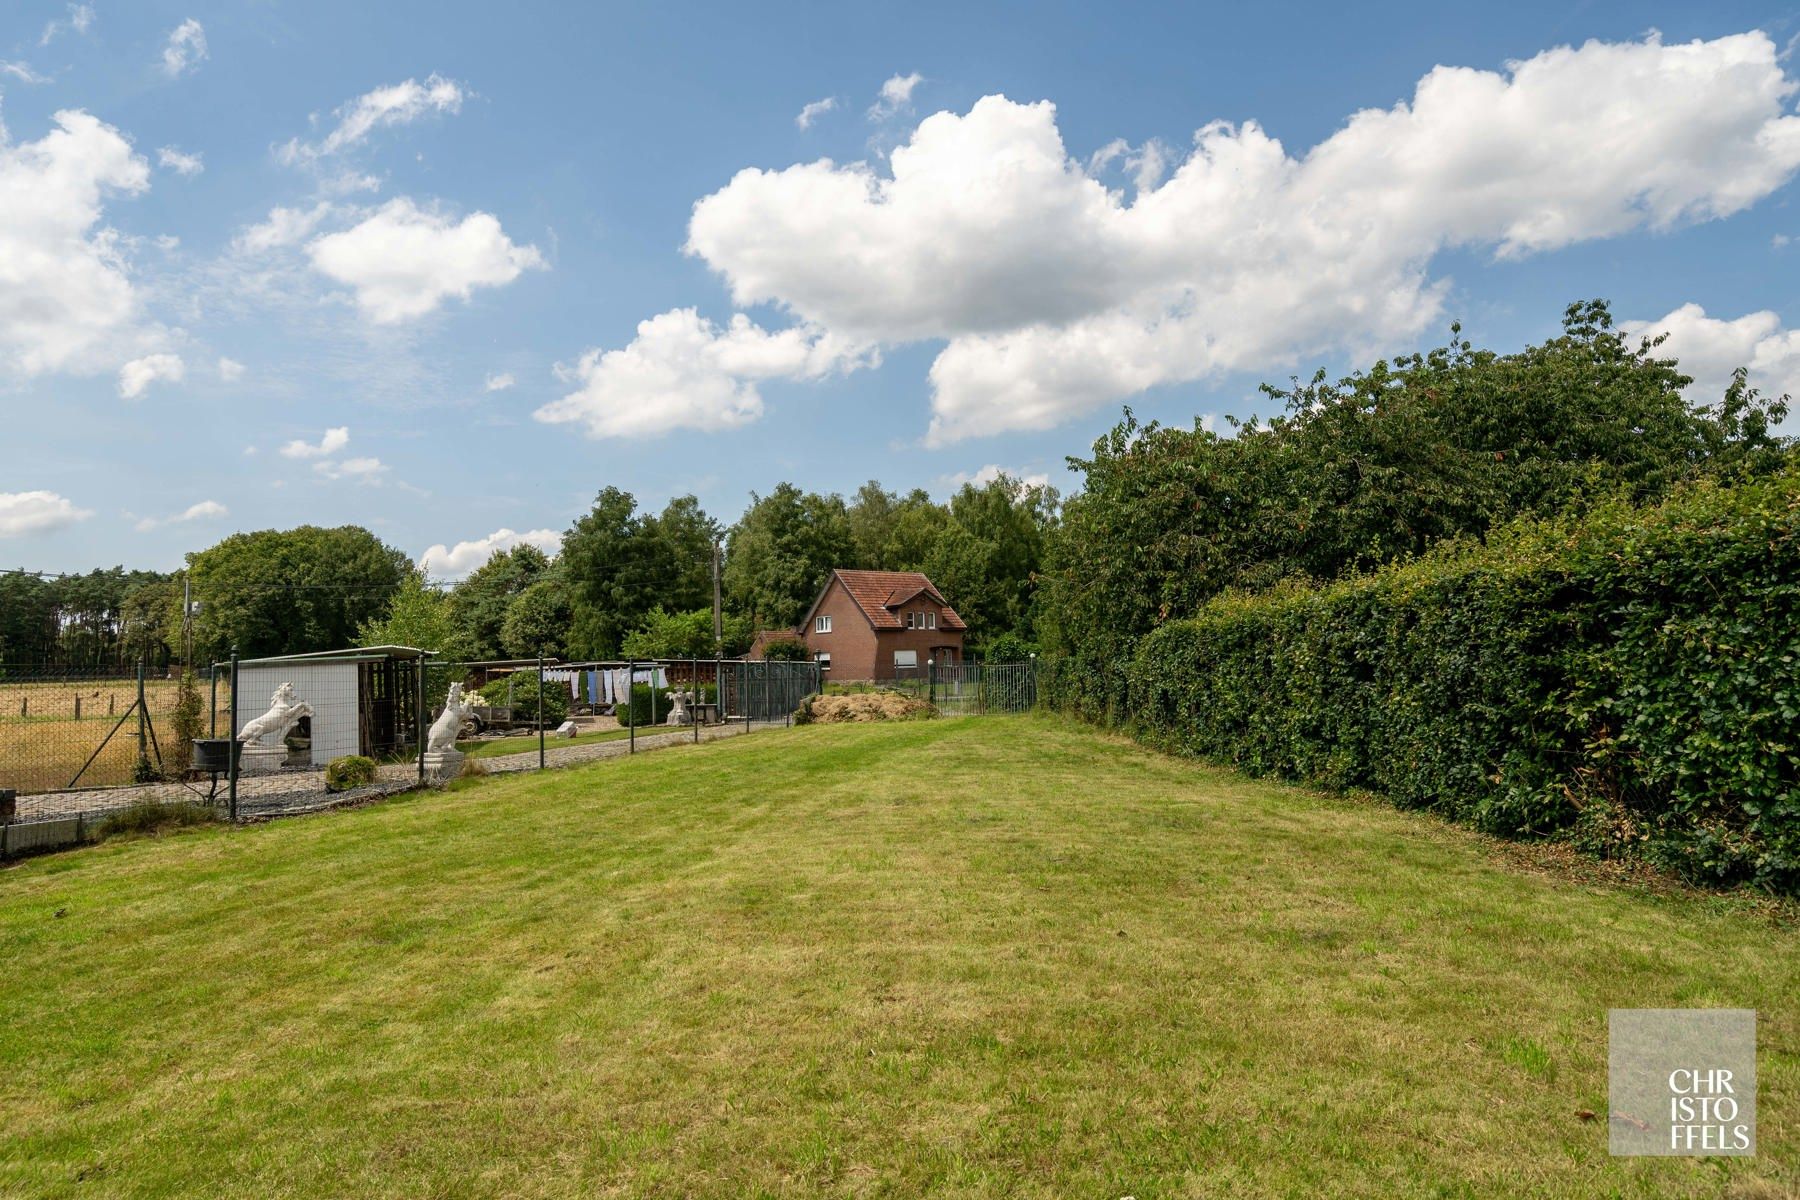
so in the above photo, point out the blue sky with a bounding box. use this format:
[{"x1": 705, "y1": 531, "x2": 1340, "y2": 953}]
[{"x1": 5, "y1": 1, "x2": 1800, "y2": 577}]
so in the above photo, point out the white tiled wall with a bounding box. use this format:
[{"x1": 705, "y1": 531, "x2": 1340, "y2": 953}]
[{"x1": 234, "y1": 662, "x2": 361, "y2": 765}]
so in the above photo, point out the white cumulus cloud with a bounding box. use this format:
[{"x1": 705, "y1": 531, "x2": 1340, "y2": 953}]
[
  {"x1": 679, "y1": 31, "x2": 1800, "y2": 443},
  {"x1": 796, "y1": 96, "x2": 837, "y2": 130},
  {"x1": 484, "y1": 371, "x2": 515, "y2": 391},
  {"x1": 217, "y1": 357, "x2": 245, "y2": 381},
  {"x1": 868, "y1": 72, "x2": 922, "y2": 120},
  {"x1": 133, "y1": 498, "x2": 227, "y2": 532},
  {"x1": 40, "y1": 3, "x2": 95, "y2": 46},
  {"x1": 306, "y1": 197, "x2": 545, "y2": 322},
  {"x1": 1, "y1": 60, "x2": 52, "y2": 84},
  {"x1": 159, "y1": 19, "x2": 207, "y2": 78},
  {"x1": 233, "y1": 202, "x2": 334, "y2": 254},
  {"x1": 537, "y1": 308, "x2": 871, "y2": 439},
  {"x1": 418, "y1": 527, "x2": 563, "y2": 579},
  {"x1": 1624, "y1": 303, "x2": 1800, "y2": 411},
  {"x1": 0, "y1": 491, "x2": 92, "y2": 537},
  {"x1": 277, "y1": 74, "x2": 464, "y2": 165},
  {"x1": 0, "y1": 110, "x2": 153, "y2": 379},
  {"x1": 313, "y1": 456, "x2": 387, "y2": 483},
  {"x1": 944, "y1": 464, "x2": 1053, "y2": 492},
  {"x1": 157, "y1": 146, "x2": 204, "y2": 176},
  {"x1": 279, "y1": 426, "x2": 350, "y2": 459},
  {"x1": 118, "y1": 353, "x2": 185, "y2": 399}
]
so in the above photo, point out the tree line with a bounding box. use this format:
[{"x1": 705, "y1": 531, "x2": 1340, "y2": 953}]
[
  {"x1": 1037, "y1": 300, "x2": 1792, "y2": 712},
  {"x1": 12, "y1": 300, "x2": 1784, "y2": 677},
  {"x1": 1, "y1": 473, "x2": 1060, "y2": 671}
]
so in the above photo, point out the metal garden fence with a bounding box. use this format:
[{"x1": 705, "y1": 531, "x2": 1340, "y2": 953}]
[
  {"x1": 927, "y1": 660, "x2": 1038, "y2": 716},
  {"x1": 1, "y1": 652, "x2": 826, "y2": 858}
]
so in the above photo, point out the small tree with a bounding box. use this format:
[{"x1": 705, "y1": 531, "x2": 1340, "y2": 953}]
[
  {"x1": 478, "y1": 674, "x2": 569, "y2": 726},
  {"x1": 500, "y1": 580, "x2": 573, "y2": 660},
  {"x1": 761, "y1": 635, "x2": 811, "y2": 662},
  {"x1": 168, "y1": 667, "x2": 204, "y2": 774},
  {"x1": 980, "y1": 631, "x2": 1036, "y2": 663}
]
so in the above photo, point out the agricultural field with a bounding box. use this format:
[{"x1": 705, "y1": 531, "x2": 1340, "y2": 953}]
[
  {"x1": 0, "y1": 675, "x2": 232, "y2": 794},
  {"x1": 0, "y1": 715, "x2": 1794, "y2": 1197}
]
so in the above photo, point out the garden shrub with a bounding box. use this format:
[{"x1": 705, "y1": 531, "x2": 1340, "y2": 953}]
[
  {"x1": 1115, "y1": 472, "x2": 1800, "y2": 894},
  {"x1": 622, "y1": 682, "x2": 716, "y2": 727},
  {"x1": 478, "y1": 674, "x2": 569, "y2": 726},
  {"x1": 760, "y1": 636, "x2": 811, "y2": 662},
  {"x1": 325, "y1": 754, "x2": 378, "y2": 793},
  {"x1": 97, "y1": 800, "x2": 218, "y2": 841}
]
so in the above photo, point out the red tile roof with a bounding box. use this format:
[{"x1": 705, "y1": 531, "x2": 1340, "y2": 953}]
[{"x1": 821, "y1": 569, "x2": 967, "y2": 632}]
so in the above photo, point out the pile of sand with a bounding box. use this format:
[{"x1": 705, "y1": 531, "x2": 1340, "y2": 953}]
[{"x1": 802, "y1": 691, "x2": 937, "y2": 723}]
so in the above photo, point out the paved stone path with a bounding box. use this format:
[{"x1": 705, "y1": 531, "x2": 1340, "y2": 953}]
[{"x1": 13, "y1": 719, "x2": 790, "y2": 824}]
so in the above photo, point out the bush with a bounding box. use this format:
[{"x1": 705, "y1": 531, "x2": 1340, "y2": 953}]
[
  {"x1": 97, "y1": 800, "x2": 218, "y2": 841},
  {"x1": 478, "y1": 673, "x2": 569, "y2": 726},
  {"x1": 622, "y1": 682, "x2": 716, "y2": 727},
  {"x1": 761, "y1": 636, "x2": 811, "y2": 662},
  {"x1": 980, "y1": 631, "x2": 1036, "y2": 663},
  {"x1": 325, "y1": 755, "x2": 378, "y2": 793},
  {"x1": 1104, "y1": 472, "x2": 1800, "y2": 894}
]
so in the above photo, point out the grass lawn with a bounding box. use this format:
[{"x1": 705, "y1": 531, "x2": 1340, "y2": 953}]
[
  {"x1": 461, "y1": 727, "x2": 637, "y2": 759},
  {"x1": 1, "y1": 715, "x2": 1794, "y2": 1198}
]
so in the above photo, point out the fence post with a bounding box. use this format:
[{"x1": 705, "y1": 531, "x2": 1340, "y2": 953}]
[
  {"x1": 417, "y1": 653, "x2": 428, "y2": 783},
  {"x1": 928, "y1": 658, "x2": 935, "y2": 708},
  {"x1": 627, "y1": 659, "x2": 636, "y2": 754},
  {"x1": 650, "y1": 661, "x2": 659, "y2": 728},
  {"x1": 135, "y1": 658, "x2": 148, "y2": 774},
  {"x1": 227, "y1": 647, "x2": 239, "y2": 822},
  {"x1": 744, "y1": 662, "x2": 751, "y2": 733},
  {"x1": 692, "y1": 657, "x2": 700, "y2": 744},
  {"x1": 537, "y1": 653, "x2": 546, "y2": 770}
]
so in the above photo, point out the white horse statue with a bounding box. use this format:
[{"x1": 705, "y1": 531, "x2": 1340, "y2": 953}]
[
  {"x1": 427, "y1": 682, "x2": 480, "y2": 754},
  {"x1": 238, "y1": 682, "x2": 313, "y2": 746}
]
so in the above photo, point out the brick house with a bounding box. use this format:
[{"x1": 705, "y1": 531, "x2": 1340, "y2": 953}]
[{"x1": 795, "y1": 569, "x2": 966, "y2": 681}]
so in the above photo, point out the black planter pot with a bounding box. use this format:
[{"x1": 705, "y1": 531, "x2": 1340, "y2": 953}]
[{"x1": 191, "y1": 738, "x2": 234, "y2": 773}]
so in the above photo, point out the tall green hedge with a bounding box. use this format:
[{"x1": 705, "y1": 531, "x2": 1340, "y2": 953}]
[{"x1": 1102, "y1": 473, "x2": 1800, "y2": 893}]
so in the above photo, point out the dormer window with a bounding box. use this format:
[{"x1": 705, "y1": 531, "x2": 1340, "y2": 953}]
[{"x1": 927, "y1": 612, "x2": 937, "y2": 630}]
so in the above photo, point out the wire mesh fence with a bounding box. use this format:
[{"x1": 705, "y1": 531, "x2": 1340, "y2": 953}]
[
  {"x1": 0, "y1": 662, "x2": 230, "y2": 794},
  {"x1": 1, "y1": 653, "x2": 827, "y2": 857}
]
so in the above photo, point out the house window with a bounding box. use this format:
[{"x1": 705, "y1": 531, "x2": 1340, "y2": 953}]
[
  {"x1": 815, "y1": 615, "x2": 832, "y2": 634},
  {"x1": 905, "y1": 611, "x2": 915, "y2": 629},
  {"x1": 815, "y1": 652, "x2": 831, "y2": 672},
  {"x1": 926, "y1": 612, "x2": 937, "y2": 630},
  {"x1": 893, "y1": 649, "x2": 917, "y2": 671}
]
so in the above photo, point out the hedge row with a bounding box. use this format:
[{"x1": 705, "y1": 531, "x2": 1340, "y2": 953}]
[{"x1": 1065, "y1": 473, "x2": 1800, "y2": 893}]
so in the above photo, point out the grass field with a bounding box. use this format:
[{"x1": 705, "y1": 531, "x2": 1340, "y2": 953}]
[
  {"x1": 0, "y1": 677, "x2": 231, "y2": 793},
  {"x1": 0, "y1": 715, "x2": 1794, "y2": 1197},
  {"x1": 462, "y1": 727, "x2": 636, "y2": 758}
]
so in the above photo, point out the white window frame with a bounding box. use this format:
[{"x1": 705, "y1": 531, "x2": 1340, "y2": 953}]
[
  {"x1": 926, "y1": 611, "x2": 937, "y2": 630},
  {"x1": 815, "y1": 651, "x2": 831, "y2": 671},
  {"x1": 905, "y1": 611, "x2": 915, "y2": 629},
  {"x1": 815, "y1": 614, "x2": 832, "y2": 634},
  {"x1": 893, "y1": 649, "x2": 918, "y2": 670}
]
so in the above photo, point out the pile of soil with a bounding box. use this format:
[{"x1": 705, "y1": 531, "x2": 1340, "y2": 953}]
[{"x1": 803, "y1": 691, "x2": 937, "y2": 723}]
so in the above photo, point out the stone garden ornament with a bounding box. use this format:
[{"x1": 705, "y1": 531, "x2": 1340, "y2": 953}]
[
  {"x1": 237, "y1": 681, "x2": 312, "y2": 774},
  {"x1": 238, "y1": 682, "x2": 312, "y2": 746},
  {"x1": 427, "y1": 682, "x2": 479, "y2": 754}
]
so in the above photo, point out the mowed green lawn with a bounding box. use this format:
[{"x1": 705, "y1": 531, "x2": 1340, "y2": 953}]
[{"x1": 1, "y1": 716, "x2": 1795, "y2": 1198}]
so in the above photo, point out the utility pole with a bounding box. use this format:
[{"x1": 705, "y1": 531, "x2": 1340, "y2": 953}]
[{"x1": 712, "y1": 540, "x2": 724, "y2": 656}]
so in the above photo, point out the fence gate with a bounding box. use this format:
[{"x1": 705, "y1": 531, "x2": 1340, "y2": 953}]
[{"x1": 927, "y1": 660, "x2": 1037, "y2": 716}]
